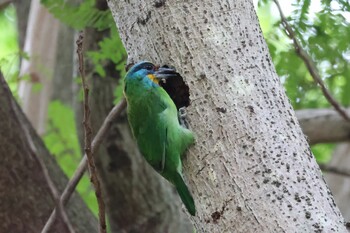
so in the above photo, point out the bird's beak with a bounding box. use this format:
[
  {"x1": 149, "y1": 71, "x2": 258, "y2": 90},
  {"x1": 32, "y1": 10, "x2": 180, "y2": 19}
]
[{"x1": 154, "y1": 67, "x2": 178, "y2": 80}]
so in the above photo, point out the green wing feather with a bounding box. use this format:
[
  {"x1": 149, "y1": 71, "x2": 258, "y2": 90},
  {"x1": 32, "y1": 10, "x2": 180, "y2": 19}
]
[{"x1": 127, "y1": 86, "x2": 169, "y2": 171}]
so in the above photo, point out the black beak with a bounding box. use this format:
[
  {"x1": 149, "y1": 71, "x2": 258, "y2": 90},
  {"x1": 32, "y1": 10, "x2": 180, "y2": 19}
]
[{"x1": 154, "y1": 66, "x2": 178, "y2": 80}]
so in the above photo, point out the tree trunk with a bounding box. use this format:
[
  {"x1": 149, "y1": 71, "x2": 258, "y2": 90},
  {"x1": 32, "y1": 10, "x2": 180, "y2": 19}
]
[
  {"x1": 0, "y1": 72, "x2": 97, "y2": 233},
  {"x1": 13, "y1": 0, "x2": 31, "y2": 51},
  {"x1": 51, "y1": 23, "x2": 75, "y2": 106},
  {"x1": 107, "y1": 0, "x2": 347, "y2": 231},
  {"x1": 18, "y1": 0, "x2": 59, "y2": 135},
  {"x1": 83, "y1": 1, "x2": 192, "y2": 231}
]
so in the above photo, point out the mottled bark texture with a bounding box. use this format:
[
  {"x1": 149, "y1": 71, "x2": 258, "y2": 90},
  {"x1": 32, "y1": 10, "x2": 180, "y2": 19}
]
[
  {"x1": 107, "y1": 0, "x2": 347, "y2": 231},
  {"x1": 0, "y1": 73, "x2": 97, "y2": 232},
  {"x1": 83, "y1": 1, "x2": 193, "y2": 232}
]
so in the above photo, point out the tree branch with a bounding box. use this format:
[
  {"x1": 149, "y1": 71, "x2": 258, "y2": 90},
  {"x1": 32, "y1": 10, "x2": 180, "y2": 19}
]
[
  {"x1": 296, "y1": 108, "x2": 350, "y2": 145},
  {"x1": 273, "y1": 0, "x2": 350, "y2": 122},
  {"x1": 319, "y1": 164, "x2": 350, "y2": 177},
  {"x1": 0, "y1": 0, "x2": 11, "y2": 11},
  {"x1": 41, "y1": 97, "x2": 126, "y2": 232},
  {"x1": 41, "y1": 30, "x2": 128, "y2": 232},
  {"x1": 76, "y1": 31, "x2": 106, "y2": 233}
]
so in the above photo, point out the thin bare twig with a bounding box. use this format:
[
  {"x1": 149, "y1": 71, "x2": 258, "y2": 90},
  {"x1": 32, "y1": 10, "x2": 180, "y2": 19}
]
[
  {"x1": 273, "y1": 0, "x2": 350, "y2": 121},
  {"x1": 41, "y1": 98, "x2": 126, "y2": 232},
  {"x1": 319, "y1": 164, "x2": 350, "y2": 177},
  {"x1": 77, "y1": 31, "x2": 106, "y2": 233}
]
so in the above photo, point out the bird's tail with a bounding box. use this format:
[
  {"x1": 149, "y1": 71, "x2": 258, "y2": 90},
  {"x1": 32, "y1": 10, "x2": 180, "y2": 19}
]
[{"x1": 173, "y1": 172, "x2": 196, "y2": 216}]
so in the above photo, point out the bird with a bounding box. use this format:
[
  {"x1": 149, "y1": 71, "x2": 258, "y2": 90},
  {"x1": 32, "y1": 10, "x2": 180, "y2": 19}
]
[{"x1": 123, "y1": 61, "x2": 196, "y2": 216}]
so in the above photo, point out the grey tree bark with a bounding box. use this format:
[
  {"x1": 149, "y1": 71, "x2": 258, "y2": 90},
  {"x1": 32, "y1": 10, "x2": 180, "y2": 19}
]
[
  {"x1": 107, "y1": 0, "x2": 348, "y2": 231},
  {"x1": 82, "y1": 1, "x2": 192, "y2": 231},
  {"x1": 0, "y1": 72, "x2": 97, "y2": 233}
]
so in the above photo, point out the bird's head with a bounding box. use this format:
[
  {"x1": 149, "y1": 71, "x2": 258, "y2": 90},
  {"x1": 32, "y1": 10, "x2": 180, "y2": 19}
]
[
  {"x1": 125, "y1": 61, "x2": 177, "y2": 85},
  {"x1": 124, "y1": 61, "x2": 190, "y2": 109}
]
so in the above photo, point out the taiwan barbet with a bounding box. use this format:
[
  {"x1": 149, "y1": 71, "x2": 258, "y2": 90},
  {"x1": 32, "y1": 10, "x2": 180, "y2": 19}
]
[{"x1": 123, "y1": 61, "x2": 195, "y2": 216}]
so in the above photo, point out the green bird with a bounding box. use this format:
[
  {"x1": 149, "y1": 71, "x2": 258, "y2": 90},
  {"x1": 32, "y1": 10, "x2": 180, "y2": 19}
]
[{"x1": 123, "y1": 61, "x2": 196, "y2": 216}]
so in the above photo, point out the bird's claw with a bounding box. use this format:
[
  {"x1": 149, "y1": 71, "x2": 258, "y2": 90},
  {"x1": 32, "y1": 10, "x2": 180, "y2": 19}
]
[{"x1": 178, "y1": 107, "x2": 190, "y2": 129}]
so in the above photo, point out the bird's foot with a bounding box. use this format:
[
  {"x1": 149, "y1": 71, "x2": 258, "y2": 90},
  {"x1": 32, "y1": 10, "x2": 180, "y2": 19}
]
[{"x1": 178, "y1": 107, "x2": 190, "y2": 129}]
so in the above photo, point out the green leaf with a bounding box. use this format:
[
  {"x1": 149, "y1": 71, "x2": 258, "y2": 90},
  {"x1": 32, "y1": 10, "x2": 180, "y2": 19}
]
[{"x1": 41, "y1": 0, "x2": 114, "y2": 30}]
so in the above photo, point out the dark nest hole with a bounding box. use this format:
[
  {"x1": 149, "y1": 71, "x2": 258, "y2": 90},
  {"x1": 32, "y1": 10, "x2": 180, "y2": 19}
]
[
  {"x1": 125, "y1": 62, "x2": 191, "y2": 110},
  {"x1": 158, "y1": 65, "x2": 190, "y2": 110}
]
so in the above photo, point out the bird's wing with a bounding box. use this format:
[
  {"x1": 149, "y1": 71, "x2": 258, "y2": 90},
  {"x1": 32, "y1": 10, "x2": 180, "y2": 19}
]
[{"x1": 134, "y1": 86, "x2": 172, "y2": 172}]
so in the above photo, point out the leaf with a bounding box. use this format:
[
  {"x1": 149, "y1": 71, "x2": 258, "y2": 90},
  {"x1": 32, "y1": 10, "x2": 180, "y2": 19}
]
[
  {"x1": 86, "y1": 26, "x2": 126, "y2": 81},
  {"x1": 41, "y1": 0, "x2": 114, "y2": 30}
]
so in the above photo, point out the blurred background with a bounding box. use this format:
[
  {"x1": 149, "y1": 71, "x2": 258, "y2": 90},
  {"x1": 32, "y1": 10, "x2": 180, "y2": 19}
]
[{"x1": 0, "y1": 0, "x2": 349, "y2": 228}]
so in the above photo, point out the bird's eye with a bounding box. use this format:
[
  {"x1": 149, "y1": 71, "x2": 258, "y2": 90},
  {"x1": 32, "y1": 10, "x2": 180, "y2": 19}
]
[{"x1": 145, "y1": 65, "x2": 154, "y2": 71}]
